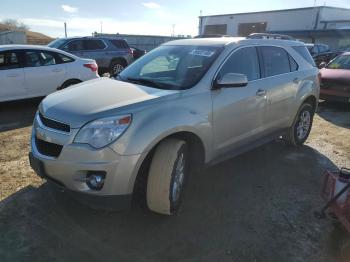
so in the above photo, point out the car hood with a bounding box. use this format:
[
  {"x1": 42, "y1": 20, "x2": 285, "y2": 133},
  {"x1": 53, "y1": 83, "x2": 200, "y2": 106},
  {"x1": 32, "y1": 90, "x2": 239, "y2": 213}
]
[
  {"x1": 40, "y1": 77, "x2": 179, "y2": 128},
  {"x1": 320, "y1": 68, "x2": 350, "y2": 82}
]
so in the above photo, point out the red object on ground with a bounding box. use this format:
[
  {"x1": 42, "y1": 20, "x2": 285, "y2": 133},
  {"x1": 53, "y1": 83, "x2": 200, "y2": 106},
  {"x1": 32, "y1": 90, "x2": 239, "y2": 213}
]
[{"x1": 321, "y1": 169, "x2": 350, "y2": 233}]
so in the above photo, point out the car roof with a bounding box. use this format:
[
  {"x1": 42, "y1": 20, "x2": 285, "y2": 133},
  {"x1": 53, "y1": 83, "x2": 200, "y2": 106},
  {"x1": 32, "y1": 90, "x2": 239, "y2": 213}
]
[
  {"x1": 0, "y1": 44, "x2": 62, "y2": 52},
  {"x1": 53, "y1": 36, "x2": 126, "y2": 41},
  {"x1": 163, "y1": 37, "x2": 305, "y2": 47}
]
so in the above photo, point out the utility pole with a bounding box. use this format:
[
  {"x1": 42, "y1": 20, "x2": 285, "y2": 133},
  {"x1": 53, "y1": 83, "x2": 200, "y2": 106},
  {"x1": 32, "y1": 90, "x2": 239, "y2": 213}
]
[
  {"x1": 172, "y1": 24, "x2": 175, "y2": 37},
  {"x1": 64, "y1": 22, "x2": 67, "y2": 38},
  {"x1": 100, "y1": 21, "x2": 103, "y2": 34}
]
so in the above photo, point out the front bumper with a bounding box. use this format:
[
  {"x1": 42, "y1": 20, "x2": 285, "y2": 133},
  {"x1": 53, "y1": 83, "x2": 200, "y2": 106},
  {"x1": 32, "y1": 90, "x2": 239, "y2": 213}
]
[{"x1": 30, "y1": 113, "x2": 144, "y2": 201}]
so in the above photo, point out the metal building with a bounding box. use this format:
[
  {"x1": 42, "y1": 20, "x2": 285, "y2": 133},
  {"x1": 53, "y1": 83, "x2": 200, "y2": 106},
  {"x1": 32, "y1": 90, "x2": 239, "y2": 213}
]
[
  {"x1": 0, "y1": 31, "x2": 26, "y2": 45},
  {"x1": 199, "y1": 6, "x2": 350, "y2": 49}
]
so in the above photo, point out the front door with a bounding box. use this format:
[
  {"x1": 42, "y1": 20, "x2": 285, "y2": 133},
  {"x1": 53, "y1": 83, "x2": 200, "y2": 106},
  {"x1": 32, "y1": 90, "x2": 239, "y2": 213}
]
[
  {"x1": 0, "y1": 50, "x2": 26, "y2": 101},
  {"x1": 212, "y1": 46, "x2": 268, "y2": 157}
]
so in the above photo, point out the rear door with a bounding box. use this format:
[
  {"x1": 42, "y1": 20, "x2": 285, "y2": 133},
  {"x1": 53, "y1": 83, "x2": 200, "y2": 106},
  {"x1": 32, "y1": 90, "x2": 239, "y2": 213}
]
[
  {"x1": 80, "y1": 39, "x2": 107, "y2": 67},
  {"x1": 23, "y1": 50, "x2": 66, "y2": 97},
  {"x1": 0, "y1": 50, "x2": 26, "y2": 101},
  {"x1": 258, "y1": 46, "x2": 298, "y2": 132}
]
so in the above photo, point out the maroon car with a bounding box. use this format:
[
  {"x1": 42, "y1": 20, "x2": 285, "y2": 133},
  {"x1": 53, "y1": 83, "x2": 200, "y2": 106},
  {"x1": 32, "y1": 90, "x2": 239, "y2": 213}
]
[{"x1": 320, "y1": 52, "x2": 350, "y2": 103}]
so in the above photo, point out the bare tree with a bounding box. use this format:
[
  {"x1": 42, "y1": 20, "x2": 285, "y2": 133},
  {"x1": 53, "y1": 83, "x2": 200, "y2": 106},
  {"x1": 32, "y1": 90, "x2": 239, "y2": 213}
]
[{"x1": 2, "y1": 19, "x2": 29, "y2": 31}]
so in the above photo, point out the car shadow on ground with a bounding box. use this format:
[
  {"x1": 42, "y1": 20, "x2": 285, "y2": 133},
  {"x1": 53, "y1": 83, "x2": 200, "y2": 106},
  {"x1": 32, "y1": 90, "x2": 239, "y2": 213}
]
[
  {"x1": 0, "y1": 98, "x2": 42, "y2": 132},
  {"x1": 317, "y1": 101, "x2": 350, "y2": 129},
  {"x1": 0, "y1": 142, "x2": 349, "y2": 262}
]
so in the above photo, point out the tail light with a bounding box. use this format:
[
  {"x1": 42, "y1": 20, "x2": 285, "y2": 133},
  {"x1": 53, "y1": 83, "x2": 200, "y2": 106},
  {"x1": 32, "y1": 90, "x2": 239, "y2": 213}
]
[{"x1": 84, "y1": 63, "x2": 98, "y2": 72}]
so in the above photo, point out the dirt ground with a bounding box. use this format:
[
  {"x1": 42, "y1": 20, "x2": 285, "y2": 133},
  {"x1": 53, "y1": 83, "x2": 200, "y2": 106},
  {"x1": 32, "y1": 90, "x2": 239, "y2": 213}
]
[{"x1": 0, "y1": 99, "x2": 349, "y2": 262}]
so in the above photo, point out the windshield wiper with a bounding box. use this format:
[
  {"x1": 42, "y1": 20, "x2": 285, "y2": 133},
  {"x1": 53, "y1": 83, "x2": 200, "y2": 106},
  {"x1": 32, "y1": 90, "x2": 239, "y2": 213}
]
[
  {"x1": 126, "y1": 77, "x2": 162, "y2": 88},
  {"x1": 125, "y1": 77, "x2": 178, "y2": 90}
]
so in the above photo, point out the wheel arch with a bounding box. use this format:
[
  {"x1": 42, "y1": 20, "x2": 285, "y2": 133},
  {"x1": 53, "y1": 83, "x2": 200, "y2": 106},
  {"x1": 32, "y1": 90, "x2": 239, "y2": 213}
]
[
  {"x1": 131, "y1": 131, "x2": 206, "y2": 200},
  {"x1": 58, "y1": 78, "x2": 82, "y2": 90}
]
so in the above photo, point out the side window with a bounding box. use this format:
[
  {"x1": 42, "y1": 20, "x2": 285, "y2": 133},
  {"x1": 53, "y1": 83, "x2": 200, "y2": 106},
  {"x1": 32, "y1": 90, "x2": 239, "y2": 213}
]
[
  {"x1": 0, "y1": 51, "x2": 20, "y2": 70},
  {"x1": 260, "y1": 46, "x2": 290, "y2": 77},
  {"x1": 25, "y1": 51, "x2": 57, "y2": 67},
  {"x1": 289, "y1": 55, "x2": 298, "y2": 72},
  {"x1": 63, "y1": 40, "x2": 83, "y2": 52},
  {"x1": 219, "y1": 47, "x2": 260, "y2": 81},
  {"x1": 83, "y1": 40, "x2": 106, "y2": 50}
]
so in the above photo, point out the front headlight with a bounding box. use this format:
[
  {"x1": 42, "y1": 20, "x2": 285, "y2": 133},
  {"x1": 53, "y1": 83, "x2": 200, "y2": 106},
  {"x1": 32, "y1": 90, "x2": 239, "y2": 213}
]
[{"x1": 74, "y1": 114, "x2": 132, "y2": 149}]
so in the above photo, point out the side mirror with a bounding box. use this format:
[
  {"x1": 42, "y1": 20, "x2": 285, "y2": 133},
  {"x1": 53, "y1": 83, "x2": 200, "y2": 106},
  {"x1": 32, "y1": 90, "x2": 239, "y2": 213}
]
[
  {"x1": 213, "y1": 73, "x2": 248, "y2": 89},
  {"x1": 319, "y1": 62, "x2": 327, "y2": 69}
]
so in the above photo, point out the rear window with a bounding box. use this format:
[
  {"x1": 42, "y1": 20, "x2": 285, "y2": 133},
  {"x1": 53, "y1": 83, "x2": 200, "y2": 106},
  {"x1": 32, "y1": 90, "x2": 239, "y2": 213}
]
[
  {"x1": 293, "y1": 46, "x2": 316, "y2": 66},
  {"x1": 110, "y1": 40, "x2": 129, "y2": 49}
]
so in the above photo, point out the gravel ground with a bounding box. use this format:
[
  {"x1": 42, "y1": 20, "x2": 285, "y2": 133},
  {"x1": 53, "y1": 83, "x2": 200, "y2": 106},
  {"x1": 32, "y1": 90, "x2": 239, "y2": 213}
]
[{"x1": 0, "y1": 99, "x2": 349, "y2": 262}]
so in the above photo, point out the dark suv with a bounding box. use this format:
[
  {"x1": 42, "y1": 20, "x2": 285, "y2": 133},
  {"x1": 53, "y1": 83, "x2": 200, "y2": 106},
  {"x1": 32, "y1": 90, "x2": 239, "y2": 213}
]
[{"x1": 48, "y1": 37, "x2": 133, "y2": 76}]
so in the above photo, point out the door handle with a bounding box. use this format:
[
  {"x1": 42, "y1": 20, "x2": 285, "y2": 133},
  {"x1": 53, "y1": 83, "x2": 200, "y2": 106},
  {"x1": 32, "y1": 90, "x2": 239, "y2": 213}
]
[
  {"x1": 256, "y1": 89, "x2": 267, "y2": 97},
  {"x1": 52, "y1": 68, "x2": 62, "y2": 73},
  {"x1": 293, "y1": 78, "x2": 300, "y2": 84},
  {"x1": 7, "y1": 73, "x2": 19, "y2": 77}
]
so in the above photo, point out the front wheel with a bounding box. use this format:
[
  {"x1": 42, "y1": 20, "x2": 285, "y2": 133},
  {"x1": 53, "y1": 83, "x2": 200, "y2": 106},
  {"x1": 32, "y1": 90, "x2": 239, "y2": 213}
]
[
  {"x1": 146, "y1": 139, "x2": 188, "y2": 215},
  {"x1": 284, "y1": 103, "x2": 314, "y2": 146}
]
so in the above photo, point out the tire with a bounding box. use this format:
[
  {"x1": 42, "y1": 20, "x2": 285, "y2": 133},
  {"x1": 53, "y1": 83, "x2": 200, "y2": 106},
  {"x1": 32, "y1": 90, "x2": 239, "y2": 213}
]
[
  {"x1": 146, "y1": 138, "x2": 188, "y2": 215},
  {"x1": 284, "y1": 103, "x2": 314, "y2": 146},
  {"x1": 59, "y1": 79, "x2": 81, "y2": 90},
  {"x1": 109, "y1": 59, "x2": 126, "y2": 77}
]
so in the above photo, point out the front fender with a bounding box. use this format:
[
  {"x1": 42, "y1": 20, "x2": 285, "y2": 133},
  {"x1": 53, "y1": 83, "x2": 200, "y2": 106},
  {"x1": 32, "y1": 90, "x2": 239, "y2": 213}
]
[{"x1": 109, "y1": 101, "x2": 212, "y2": 161}]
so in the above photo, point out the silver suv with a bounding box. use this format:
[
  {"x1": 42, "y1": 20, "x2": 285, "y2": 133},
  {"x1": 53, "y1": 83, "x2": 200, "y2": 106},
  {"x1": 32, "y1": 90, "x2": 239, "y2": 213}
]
[{"x1": 30, "y1": 37, "x2": 320, "y2": 215}]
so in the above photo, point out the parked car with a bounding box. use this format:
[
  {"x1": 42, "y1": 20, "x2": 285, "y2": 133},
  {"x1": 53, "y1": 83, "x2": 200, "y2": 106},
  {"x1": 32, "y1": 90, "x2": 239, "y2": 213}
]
[
  {"x1": 48, "y1": 37, "x2": 133, "y2": 76},
  {"x1": 29, "y1": 37, "x2": 319, "y2": 216},
  {"x1": 306, "y1": 43, "x2": 336, "y2": 68},
  {"x1": 130, "y1": 46, "x2": 147, "y2": 60},
  {"x1": 319, "y1": 52, "x2": 350, "y2": 103},
  {"x1": 0, "y1": 45, "x2": 99, "y2": 103}
]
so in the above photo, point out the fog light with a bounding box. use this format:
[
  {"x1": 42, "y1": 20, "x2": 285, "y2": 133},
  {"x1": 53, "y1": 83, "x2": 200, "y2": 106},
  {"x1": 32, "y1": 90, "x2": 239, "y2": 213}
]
[{"x1": 86, "y1": 171, "x2": 106, "y2": 190}]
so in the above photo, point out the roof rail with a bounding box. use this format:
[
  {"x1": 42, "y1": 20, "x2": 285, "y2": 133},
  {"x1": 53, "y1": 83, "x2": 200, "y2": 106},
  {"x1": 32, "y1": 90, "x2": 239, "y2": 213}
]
[{"x1": 247, "y1": 33, "x2": 295, "y2": 40}]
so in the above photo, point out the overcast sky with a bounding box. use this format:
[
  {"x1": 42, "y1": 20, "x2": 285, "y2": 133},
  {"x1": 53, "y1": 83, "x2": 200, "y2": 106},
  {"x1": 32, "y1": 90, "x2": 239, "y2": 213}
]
[{"x1": 1, "y1": 0, "x2": 350, "y2": 38}]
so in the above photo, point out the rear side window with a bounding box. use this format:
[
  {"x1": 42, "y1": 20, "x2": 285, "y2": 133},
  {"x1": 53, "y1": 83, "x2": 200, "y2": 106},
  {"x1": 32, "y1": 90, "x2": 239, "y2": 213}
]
[
  {"x1": 219, "y1": 46, "x2": 260, "y2": 81},
  {"x1": 56, "y1": 53, "x2": 74, "y2": 63},
  {"x1": 83, "y1": 40, "x2": 106, "y2": 50},
  {"x1": 289, "y1": 55, "x2": 299, "y2": 72},
  {"x1": 0, "y1": 51, "x2": 20, "y2": 70},
  {"x1": 260, "y1": 46, "x2": 290, "y2": 77},
  {"x1": 292, "y1": 46, "x2": 316, "y2": 66},
  {"x1": 110, "y1": 40, "x2": 129, "y2": 49}
]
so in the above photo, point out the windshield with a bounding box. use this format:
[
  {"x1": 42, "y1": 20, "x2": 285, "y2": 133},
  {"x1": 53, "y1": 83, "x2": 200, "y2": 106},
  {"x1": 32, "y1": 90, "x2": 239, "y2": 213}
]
[
  {"x1": 327, "y1": 55, "x2": 350, "y2": 70},
  {"x1": 118, "y1": 45, "x2": 222, "y2": 90},
  {"x1": 47, "y1": 39, "x2": 67, "y2": 49}
]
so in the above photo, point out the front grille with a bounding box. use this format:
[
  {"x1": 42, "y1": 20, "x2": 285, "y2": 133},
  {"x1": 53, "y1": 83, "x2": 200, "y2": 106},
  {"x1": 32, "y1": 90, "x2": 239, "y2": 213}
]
[
  {"x1": 35, "y1": 137, "x2": 63, "y2": 158},
  {"x1": 39, "y1": 112, "x2": 70, "y2": 133}
]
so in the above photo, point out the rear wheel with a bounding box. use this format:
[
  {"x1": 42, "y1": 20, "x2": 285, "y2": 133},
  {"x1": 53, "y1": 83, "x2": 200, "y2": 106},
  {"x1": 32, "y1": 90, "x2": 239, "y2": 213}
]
[
  {"x1": 146, "y1": 139, "x2": 188, "y2": 215},
  {"x1": 109, "y1": 59, "x2": 126, "y2": 77},
  {"x1": 284, "y1": 103, "x2": 314, "y2": 146}
]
